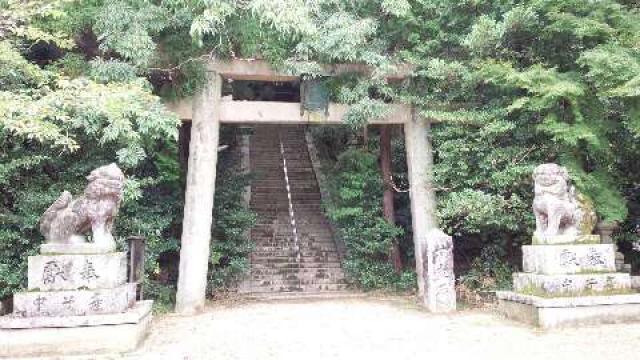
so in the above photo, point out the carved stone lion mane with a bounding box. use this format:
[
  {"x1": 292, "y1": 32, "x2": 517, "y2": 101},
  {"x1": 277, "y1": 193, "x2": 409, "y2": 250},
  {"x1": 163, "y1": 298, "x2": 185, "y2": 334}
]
[
  {"x1": 39, "y1": 163, "x2": 125, "y2": 248},
  {"x1": 532, "y1": 163, "x2": 583, "y2": 238}
]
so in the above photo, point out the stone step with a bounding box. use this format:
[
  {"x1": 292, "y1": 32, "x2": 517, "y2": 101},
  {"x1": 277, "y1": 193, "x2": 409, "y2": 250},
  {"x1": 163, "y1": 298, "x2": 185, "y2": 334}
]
[
  {"x1": 250, "y1": 255, "x2": 341, "y2": 263},
  {"x1": 250, "y1": 267, "x2": 345, "y2": 276},
  {"x1": 251, "y1": 256, "x2": 341, "y2": 264},
  {"x1": 252, "y1": 239, "x2": 335, "y2": 246},
  {"x1": 252, "y1": 243, "x2": 337, "y2": 250},
  {"x1": 254, "y1": 232, "x2": 331, "y2": 238},
  {"x1": 252, "y1": 241, "x2": 338, "y2": 248},
  {"x1": 253, "y1": 217, "x2": 331, "y2": 223},
  {"x1": 249, "y1": 278, "x2": 348, "y2": 287},
  {"x1": 245, "y1": 283, "x2": 349, "y2": 293},
  {"x1": 250, "y1": 196, "x2": 322, "y2": 201},
  {"x1": 251, "y1": 262, "x2": 343, "y2": 269},
  {"x1": 249, "y1": 275, "x2": 346, "y2": 284},
  {"x1": 251, "y1": 155, "x2": 311, "y2": 160},
  {"x1": 251, "y1": 179, "x2": 317, "y2": 184},
  {"x1": 252, "y1": 250, "x2": 339, "y2": 257},
  {"x1": 251, "y1": 206, "x2": 323, "y2": 211},
  {"x1": 242, "y1": 291, "x2": 362, "y2": 300},
  {"x1": 252, "y1": 245, "x2": 338, "y2": 252}
]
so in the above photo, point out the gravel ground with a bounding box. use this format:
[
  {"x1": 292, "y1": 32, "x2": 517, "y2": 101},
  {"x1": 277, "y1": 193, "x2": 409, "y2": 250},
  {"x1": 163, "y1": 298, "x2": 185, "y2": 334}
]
[{"x1": 31, "y1": 295, "x2": 640, "y2": 360}]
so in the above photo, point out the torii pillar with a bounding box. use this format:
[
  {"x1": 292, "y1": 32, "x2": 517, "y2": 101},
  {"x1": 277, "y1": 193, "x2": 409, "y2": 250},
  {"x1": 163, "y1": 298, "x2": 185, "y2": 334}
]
[
  {"x1": 175, "y1": 71, "x2": 222, "y2": 315},
  {"x1": 405, "y1": 109, "x2": 456, "y2": 313}
]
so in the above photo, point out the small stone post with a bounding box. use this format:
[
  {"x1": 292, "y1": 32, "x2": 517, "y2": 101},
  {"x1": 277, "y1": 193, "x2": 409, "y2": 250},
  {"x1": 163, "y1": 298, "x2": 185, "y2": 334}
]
[
  {"x1": 175, "y1": 71, "x2": 222, "y2": 315},
  {"x1": 405, "y1": 109, "x2": 456, "y2": 312},
  {"x1": 127, "y1": 236, "x2": 146, "y2": 301}
]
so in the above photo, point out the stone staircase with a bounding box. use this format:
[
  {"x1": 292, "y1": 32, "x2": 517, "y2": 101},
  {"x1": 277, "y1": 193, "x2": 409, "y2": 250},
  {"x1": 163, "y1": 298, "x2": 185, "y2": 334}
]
[{"x1": 240, "y1": 125, "x2": 348, "y2": 296}]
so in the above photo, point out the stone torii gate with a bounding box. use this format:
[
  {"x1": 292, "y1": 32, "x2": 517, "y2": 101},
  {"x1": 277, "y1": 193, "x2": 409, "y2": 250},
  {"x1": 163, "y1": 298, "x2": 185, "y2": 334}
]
[{"x1": 167, "y1": 59, "x2": 456, "y2": 315}]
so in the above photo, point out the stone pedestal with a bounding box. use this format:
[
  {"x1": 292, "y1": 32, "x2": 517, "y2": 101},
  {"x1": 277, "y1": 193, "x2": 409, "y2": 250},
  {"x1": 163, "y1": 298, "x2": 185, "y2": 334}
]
[
  {"x1": 0, "y1": 301, "x2": 152, "y2": 358},
  {"x1": 0, "y1": 247, "x2": 152, "y2": 357},
  {"x1": 498, "y1": 234, "x2": 640, "y2": 328}
]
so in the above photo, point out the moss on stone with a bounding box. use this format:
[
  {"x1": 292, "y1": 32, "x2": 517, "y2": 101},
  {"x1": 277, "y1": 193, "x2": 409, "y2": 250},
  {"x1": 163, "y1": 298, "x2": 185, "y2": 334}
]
[{"x1": 516, "y1": 286, "x2": 637, "y2": 298}]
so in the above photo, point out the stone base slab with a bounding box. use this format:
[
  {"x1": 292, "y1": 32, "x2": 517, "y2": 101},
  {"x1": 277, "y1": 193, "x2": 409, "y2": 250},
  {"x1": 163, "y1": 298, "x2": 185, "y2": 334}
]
[
  {"x1": 532, "y1": 234, "x2": 601, "y2": 245},
  {"x1": 496, "y1": 291, "x2": 640, "y2": 329},
  {"x1": 13, "y1": 283, "x2": 136, "y2": 317},
  {"x1": 522, "y1": 244, "x2": 615, "y2": 275},
  {"x1": 513, "y1": 272, "x2": 630, "y2": 294},
  {"x1": 40, "y1": 242, "x2": 116, "y2": 255},
  {"x1": 0, "y1": 301, "x2": 152, "y2": 358},
  {"x1": 28, "y1": 252, "x2": 127, "y2": 291}
]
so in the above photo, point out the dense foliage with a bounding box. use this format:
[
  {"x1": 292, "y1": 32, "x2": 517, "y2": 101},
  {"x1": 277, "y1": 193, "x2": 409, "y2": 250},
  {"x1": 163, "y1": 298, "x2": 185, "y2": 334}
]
[
  {"x1": 208, "y1": 128, "x2": 256, "y2": 294},
  {"x1": 400, "y1": 1, "x2": 640, "y2": 279},
  {"x1": 0, "y1": 39, "x2": 180, "y2": 298},
  {"x1": 324, "y1": 146, "x2": 412, "y2": 290}
]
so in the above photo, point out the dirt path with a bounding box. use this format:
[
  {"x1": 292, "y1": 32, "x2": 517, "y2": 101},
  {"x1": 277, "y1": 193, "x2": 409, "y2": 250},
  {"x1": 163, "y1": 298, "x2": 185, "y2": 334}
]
[{"x1": 35, "y1": 295, "x2": 640, "y2": 360}]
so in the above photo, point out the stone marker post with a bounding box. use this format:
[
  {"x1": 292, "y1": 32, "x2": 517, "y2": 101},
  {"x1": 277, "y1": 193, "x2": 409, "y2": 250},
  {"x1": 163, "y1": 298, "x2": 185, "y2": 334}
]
[
  {"x1": 175, "y1": 71, "x2": 222, "y2": 315},
  {"x1": 405, "y1": 110, "x2": 456, "y2": 312},
  {"x1": 422, "y1": 229, "x2": 456, "y2": 312}
]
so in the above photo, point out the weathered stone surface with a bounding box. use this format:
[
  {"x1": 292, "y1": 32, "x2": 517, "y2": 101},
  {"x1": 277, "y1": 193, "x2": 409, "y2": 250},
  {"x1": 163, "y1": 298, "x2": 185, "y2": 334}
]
[
  {"x1": 632, "y1": 276, "x2": 640, "y2": 289},
  {"x1": 0, "y1": 300, "x2": 151, "y2": 329},
  {"x1": 522, "y1": 244, "x2": 615, "y2": 275},
  {"x1": 405, "y1": 115, "x2": 438, "y2": 301},
  {"x1": 497, "y1": 291, "x2": 640, "y2": 329},
  {"x1": 421, "y1": 229, "x2": 456, "y2": 313},
  {"x1": 531, "y1": 234, "x2": 601, "y2": 246},
  {"x1": 513, "y1": 272, "x2": 630, "y2": 294},
  {"x1": 28, "y1": 252, "x2": 127, "y2": 291},
  {"x1": 0, "y1": 301, "x2": 152, "y2": 358},
  {"x1": 39, "y1": 163, "x2": 125, "y2": 252},
  {"x1": 40, "y1": 242, "x2": 115, "y2": 255},
  {"x1": 496, "y1": 290, "x2": 640, "y2": 306},
  {"x1": 532, "y1": 163, "x2": 596, "y2": 239},
  {"x1": 13, "y1": 283, "x2": 136, "y2": 317},
  {"x1": 176, "y1": 72, "x2": 221, "y2": 315}
]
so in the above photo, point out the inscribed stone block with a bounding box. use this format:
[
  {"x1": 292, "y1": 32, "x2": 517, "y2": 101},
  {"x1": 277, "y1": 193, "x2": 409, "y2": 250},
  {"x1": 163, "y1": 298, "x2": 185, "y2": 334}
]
[
  {"x1": 12, "y1": 283, "x2": 136, "y2": 317},
  {"x1": 522, "y1": 244, "x2": 615, "y2": 275},
  {"x1": 28, "y1": 252, "x2": 127, "y2": 291},
  {"x1": 421, "y1": 229, "x2": 456, "y2": 312},
  {"x1": 513, "y1": 272, "x2": 631, "y2": 295}
]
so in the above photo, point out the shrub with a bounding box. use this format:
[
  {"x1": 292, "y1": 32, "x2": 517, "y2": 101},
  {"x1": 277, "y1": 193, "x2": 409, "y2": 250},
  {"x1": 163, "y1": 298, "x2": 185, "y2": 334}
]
[{"x1": 325, "y1": 148, "x2": 406, "y2": 290}]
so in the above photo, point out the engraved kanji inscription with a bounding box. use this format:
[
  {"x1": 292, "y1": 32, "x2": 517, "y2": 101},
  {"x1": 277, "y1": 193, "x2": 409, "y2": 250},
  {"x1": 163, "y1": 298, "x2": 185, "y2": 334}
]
[
  {"x1": 80, "y1": 259, "x2": 99, "y2": 281},
  {"x1": 559, "y1": 250, "x2": 579, "y2": 267},
  {"x1": 585, "y1": 248, "x2": 606, "y2": 266},
  {"x1": 62, "y1": 296, "x2": 75, "y2": 310},
  {"x1": 89, "y1": 293, "x2": 103, "y2": 312},
  {"x1": 42, "y1": 260, "x2": 68, "y2": 284},
  {"x1": 33, "y1": 295, "x2": 47, "y2": 313}
]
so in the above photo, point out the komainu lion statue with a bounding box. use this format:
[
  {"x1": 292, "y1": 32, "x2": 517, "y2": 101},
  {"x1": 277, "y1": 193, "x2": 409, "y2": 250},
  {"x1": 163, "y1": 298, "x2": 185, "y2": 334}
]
[
  {"x1": 39, "y1": 163, "x2": 125, "y2": 249},
  {"x1": 532, "y1": 163, "x2": 595, "y2": 238}
]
